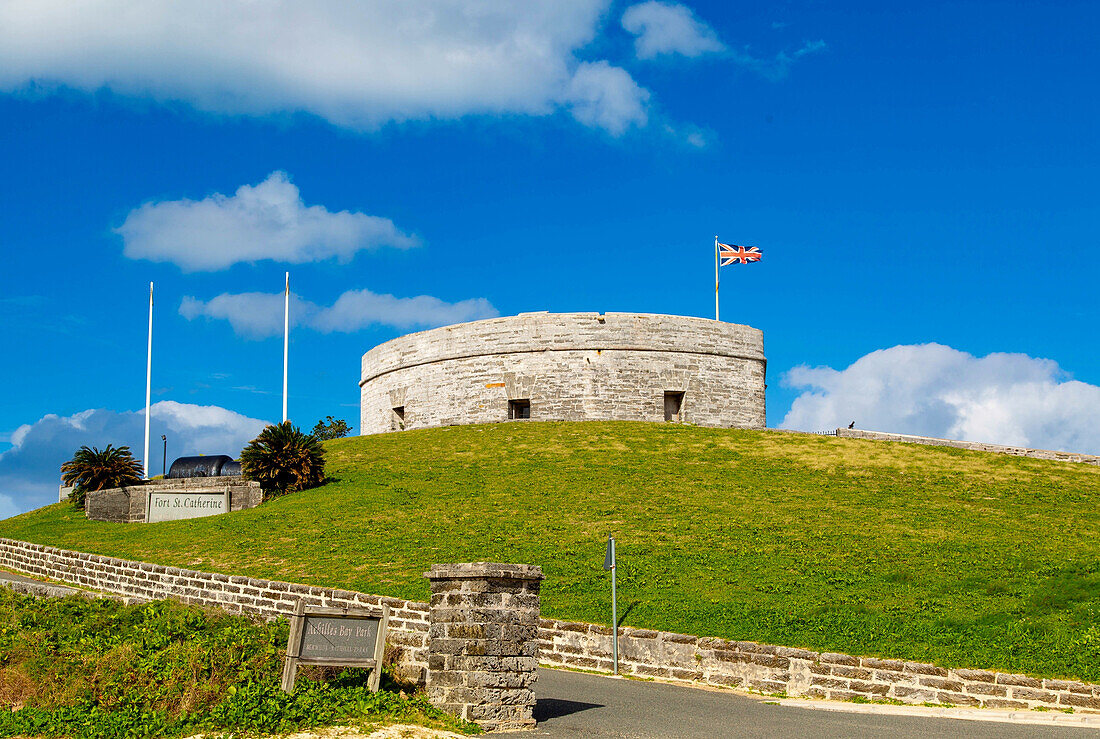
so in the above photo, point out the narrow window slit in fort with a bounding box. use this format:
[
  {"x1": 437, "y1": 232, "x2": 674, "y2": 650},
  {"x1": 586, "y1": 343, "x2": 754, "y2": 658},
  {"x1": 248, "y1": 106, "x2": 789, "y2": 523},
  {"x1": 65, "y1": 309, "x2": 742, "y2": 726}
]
[
  {"x1": 392, "y1": 406, "x2": 405, "y2": 430},
  {"x1": 509, "y1": 399, "x2": 531, "y2": 420},
  {"x1": 664, "y1": 392, "x2": 684, "y2": 422}
]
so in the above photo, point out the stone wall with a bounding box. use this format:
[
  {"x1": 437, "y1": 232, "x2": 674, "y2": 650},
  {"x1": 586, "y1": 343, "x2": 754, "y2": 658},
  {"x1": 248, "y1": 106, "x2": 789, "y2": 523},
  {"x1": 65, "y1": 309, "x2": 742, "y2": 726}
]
[
  {"x1": 360, "y1": 312, "x2": 766, "y2": 434},
  {"x1": 85, "y1": 476, "x2": 263, "y2": 523},
  {"x1": 426, "y1": 563, "x2": 543, "y2": 731},
  {"x1": 538, "y1": 620, "x2": 1100, "y2": 713},
  {"x1": 0, "y1": 538, "x2": 430, "y2": 683},
  {"x1": 5, "y1": 537, "x2": 1097, "y2": 714},
  {"x1": 837, "y1": 428, "x2": 1100, "y2": 466}
]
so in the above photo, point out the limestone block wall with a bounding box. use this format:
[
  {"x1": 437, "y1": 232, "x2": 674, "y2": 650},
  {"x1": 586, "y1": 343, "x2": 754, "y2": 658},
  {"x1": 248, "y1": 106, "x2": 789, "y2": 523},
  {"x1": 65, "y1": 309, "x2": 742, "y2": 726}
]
[
  {"x1": 538, "y1": 619, "x2": 1100, "y2": 713},
  {"x1": 3, "y1": 537, "x2": 1099, "y2": 713},
  {"x1": 85, "y1": 477, "x2": 263, "y2": 523},
  {"x1": 426, "y1": 563, "x2": 544, "y2": 731},
  {"x1": 0, "y1": 538, "x2": 430, "y2": 683},
  {"x1": 360, "y1": 312, "x2": 766, "y2": 434},
  {"x1": 837, "y1": 428, "x2": 1100, "y2": 466}
]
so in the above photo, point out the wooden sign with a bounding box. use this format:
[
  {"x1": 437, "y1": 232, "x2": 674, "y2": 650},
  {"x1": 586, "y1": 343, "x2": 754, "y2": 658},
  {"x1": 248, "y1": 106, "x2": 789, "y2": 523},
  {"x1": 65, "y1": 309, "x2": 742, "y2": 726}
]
[{"x1": 280, "y1": 600, "x2": 390, "y2": 693}]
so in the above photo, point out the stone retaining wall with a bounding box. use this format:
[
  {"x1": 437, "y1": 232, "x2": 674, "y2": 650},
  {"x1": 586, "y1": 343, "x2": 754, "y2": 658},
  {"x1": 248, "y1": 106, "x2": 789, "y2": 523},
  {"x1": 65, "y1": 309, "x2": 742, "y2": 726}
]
[
  {"x1": 836, "y1": 428, "x2": 1100, "y2": 466},
  {"x1": 537, "y1": 619, "x2": 1100, "y2": 713},
  {"x1": 0, "y1": 538, "x2": 430, "y2": 683},
  {"x1": 3, "y1": 537, "x2": 1098, "y2": 714},
  {"x1": 85, "y1": 476, "x2": 263, "y2": 523}
]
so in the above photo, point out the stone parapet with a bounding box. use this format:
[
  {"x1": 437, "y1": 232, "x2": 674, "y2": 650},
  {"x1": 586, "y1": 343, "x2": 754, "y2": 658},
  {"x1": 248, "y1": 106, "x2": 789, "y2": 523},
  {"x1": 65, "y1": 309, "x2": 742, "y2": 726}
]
[
  {"x1": 425, "y1": 562, "x2": 544, "y2": 731},
  {"x1": 836, "y1": 428, "x2": 1100, "y2": 466}
]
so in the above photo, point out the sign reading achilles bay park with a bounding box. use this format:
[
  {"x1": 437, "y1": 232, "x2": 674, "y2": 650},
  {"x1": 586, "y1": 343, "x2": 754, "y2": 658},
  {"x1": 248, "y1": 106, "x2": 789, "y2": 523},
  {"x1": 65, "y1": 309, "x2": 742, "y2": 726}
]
[
  {"x1": 300, "y1": 616, "x2": 380, "y2": 660},
  {"x1": 281, "y1": 600, "x2": 390, "y2": 693},
  {"x1": 145, "y1": 490, "x2": 230, "y2": 523}
]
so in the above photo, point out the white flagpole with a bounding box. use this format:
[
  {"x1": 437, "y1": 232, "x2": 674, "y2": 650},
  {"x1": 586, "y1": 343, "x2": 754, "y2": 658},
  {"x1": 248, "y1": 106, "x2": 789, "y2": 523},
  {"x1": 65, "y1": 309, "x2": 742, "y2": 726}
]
[
  {"x1": 144, "y1": 282, "x2": 153, "y2": 479},
  {"x1": 282, "y1": 272, "x2": 289, "y2": 423},
  {"x1": 714, "y1": 235, "x2": 720, "y2": 321}
]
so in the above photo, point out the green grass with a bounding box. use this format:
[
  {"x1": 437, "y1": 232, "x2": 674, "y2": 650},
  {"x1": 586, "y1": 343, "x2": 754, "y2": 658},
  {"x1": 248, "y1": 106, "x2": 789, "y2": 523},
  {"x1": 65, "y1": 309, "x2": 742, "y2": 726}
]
[
  {"x1": 0, "y1": 589, "x2": 475, "y2": 738},
  {"x1": 2, "y1": 421, "x2": 1099, "y2": 682}
]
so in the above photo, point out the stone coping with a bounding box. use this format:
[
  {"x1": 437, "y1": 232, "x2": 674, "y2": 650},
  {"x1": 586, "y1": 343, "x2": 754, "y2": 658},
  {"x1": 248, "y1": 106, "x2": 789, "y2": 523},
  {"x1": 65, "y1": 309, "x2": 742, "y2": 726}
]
[{"x1": 425, "y1": 562, "x2": 544, "y2": 581}]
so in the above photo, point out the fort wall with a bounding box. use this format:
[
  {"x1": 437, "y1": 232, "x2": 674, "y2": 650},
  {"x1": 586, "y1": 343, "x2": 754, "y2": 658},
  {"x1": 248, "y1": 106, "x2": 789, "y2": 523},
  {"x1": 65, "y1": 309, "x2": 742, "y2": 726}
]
[{"x1": 360, "y1": 312, "x2": 766, "y2": 434}]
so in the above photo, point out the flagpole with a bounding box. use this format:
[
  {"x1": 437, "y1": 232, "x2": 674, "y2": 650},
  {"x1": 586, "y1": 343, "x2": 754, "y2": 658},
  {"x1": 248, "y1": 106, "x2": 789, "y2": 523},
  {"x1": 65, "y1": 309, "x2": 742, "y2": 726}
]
[
  {"x1": 714, "y1": 235, "x2": 719, "y2": 321},
  {"x1": 143, "y1": 282, "x2": 153, "y2": 480},
  {"x1": 282, "y1": 272, "x2": 289, "y2": 424}
]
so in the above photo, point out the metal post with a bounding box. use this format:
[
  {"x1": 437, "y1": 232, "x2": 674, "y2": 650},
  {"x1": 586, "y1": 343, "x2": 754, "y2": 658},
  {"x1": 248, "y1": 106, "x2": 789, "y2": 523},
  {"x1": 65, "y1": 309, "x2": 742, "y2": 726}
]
[
  {"x1": 610, "y1": 537, "x2": 618, "y2": 675},
  {"x1": 161, "y1": 435, "x2": 167, "y2": 477},
  {"x1": 603, "y1": 534, "x2": 619, "y2": 675}
]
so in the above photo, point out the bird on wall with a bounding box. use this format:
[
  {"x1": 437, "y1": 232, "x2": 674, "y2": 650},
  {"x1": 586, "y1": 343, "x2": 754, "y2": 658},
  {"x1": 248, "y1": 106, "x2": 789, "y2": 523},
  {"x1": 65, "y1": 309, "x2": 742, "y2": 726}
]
[{"x1": 849, "y1": 421, "x2": 856, "y2": 429}]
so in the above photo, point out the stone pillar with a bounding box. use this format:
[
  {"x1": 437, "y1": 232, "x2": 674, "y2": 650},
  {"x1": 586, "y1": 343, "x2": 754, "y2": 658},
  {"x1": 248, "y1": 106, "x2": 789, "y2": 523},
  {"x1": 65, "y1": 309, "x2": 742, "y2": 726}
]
[{"x1": 425, "y1": 562, "x2": 544, "y2": 731}]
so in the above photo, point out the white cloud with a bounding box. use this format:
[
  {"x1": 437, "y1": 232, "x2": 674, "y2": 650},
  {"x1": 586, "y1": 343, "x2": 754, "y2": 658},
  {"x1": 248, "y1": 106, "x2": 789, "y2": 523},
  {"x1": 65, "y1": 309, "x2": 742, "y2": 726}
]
[
  {"x1": 621, "y1": 1, "x2": 724, "y2": 59},
  {"x1": 780, "y1": 343, "x2": 1100, "y2": 455},
  {"x1": 180, "y1": 288, "x2": 499, "y2": 339},
  {"x1": 566, "y1": 61, "x2": 649, "y2": 135},
  {"x1": 733, "y1": 40, "x2": 826, "y2": 81},
  {"x1": 116, "y1": 171, "x2": 417, "y2": 271},
  {"x1": 0, "y1": 402, "x2": 270, "y2": 518},
  {"x1": 0, "y1": 1, "x2": 650, "y2": 136},
  {"x1": 619, "y1": 3, "x2": 822, "y2": 78}
]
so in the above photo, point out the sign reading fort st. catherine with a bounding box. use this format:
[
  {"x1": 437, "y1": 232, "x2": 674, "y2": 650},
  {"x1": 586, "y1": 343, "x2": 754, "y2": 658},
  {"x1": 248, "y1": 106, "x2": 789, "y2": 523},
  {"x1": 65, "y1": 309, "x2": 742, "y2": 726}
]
[{"x1": 145, "y1": 491, "x2": 229, "y2": 523}]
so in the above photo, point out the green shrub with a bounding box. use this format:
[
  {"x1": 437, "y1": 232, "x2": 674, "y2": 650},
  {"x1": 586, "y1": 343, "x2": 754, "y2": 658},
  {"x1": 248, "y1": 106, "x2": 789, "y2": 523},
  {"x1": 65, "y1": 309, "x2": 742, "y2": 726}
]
[
  {"x1": 0, "y1": 590, "x2": 476, "y2": 738},
  {"x1": 312, "y1": 416, "x2": 352, "y2": 441},
  {"x1": 240, "y1": 421, "x2": 326, "y2": 496},
  {"x1": 59, "y1": 445, "x2": 144, "y2": 508}
]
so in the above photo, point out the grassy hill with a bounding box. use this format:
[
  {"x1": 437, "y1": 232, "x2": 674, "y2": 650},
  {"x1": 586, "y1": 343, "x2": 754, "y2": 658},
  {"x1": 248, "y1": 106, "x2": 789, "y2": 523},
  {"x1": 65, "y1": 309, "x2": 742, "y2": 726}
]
[{"x1": 2, "y1": 421, "x2": 1099, "y2": 682}]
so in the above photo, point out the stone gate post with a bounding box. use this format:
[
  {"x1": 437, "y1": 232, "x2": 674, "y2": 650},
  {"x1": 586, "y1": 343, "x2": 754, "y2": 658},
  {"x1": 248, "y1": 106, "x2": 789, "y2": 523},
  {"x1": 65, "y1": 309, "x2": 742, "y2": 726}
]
[{"x1": 424, "y1": 562, "x2": 544, "y2": 731}]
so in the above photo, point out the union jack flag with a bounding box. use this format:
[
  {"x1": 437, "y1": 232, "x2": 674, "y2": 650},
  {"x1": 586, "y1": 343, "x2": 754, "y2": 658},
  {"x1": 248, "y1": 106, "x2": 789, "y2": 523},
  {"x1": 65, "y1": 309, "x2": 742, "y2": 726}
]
[{"x1": 719, "y1": 243, "x2": 762, "y2": 265}]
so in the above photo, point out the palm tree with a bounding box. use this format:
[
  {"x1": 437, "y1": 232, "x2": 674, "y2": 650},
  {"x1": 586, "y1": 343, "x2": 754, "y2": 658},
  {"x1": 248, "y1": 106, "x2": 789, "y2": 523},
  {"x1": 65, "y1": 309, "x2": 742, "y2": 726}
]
[
  {"x1": 60, "y1": 445, "x2": 144, "y2": 507},
  {"x1": 239, "y1": 421, "x2": 326, "y2": 496}
]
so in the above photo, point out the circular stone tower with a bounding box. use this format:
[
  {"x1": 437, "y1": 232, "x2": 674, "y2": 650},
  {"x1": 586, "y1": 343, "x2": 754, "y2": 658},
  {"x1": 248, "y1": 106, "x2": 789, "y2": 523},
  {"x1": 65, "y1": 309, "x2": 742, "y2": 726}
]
[{"x1": 359, "y1": 312, "x2": 765, "y2": 434}]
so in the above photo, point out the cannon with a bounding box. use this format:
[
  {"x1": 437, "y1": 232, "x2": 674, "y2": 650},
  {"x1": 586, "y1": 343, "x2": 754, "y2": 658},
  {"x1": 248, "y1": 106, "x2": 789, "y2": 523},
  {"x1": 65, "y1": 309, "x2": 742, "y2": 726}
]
[
  {"x1": 220, "y1": 459, "x2": 242, "y2": 477},
  {"x1": 167, "y1": 455, "x2": 242, "y2": 479}
]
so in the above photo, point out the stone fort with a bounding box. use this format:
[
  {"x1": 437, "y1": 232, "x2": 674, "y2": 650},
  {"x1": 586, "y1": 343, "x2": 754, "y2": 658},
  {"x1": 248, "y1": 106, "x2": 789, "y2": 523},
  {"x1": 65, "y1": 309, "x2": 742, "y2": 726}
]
[{"x1": 359, "y1": 312, "x2": 766, "y2": 434}]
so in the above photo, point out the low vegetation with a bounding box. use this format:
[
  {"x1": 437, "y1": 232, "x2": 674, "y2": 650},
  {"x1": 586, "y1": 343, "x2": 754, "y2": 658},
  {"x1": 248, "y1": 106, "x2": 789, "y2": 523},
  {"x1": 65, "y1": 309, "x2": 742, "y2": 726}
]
[
  {"x1": 0, "y1": 589, "x2": 474, "y2": 738},
  {"x1": 4, "y1": 422, "x2": 1100, "y2": 682}
]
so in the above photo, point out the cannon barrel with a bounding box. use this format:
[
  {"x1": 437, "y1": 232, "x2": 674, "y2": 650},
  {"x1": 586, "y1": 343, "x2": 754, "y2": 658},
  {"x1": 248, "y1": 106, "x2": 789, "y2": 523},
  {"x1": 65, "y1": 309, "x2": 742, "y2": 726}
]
[
  {"x1": 220, "y1": 460, "x2": 242, "y2": 477},
  {"x1": 167, "y1": 455, "x2": 240, "y2": 479}
]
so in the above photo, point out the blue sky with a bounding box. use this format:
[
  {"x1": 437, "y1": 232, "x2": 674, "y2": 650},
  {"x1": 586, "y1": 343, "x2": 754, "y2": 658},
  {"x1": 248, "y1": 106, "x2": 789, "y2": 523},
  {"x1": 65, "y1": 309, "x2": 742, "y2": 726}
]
[{"x1": 1, "y1": 0, "x2": 1098, "y2": 515}]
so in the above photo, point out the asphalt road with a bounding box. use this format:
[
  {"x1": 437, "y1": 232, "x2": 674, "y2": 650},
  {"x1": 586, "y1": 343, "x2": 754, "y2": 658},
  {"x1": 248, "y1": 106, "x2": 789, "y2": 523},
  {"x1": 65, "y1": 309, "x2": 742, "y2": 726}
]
[{"x1": 500, "y1": 668, "x2": 1096, "y2": 738}]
